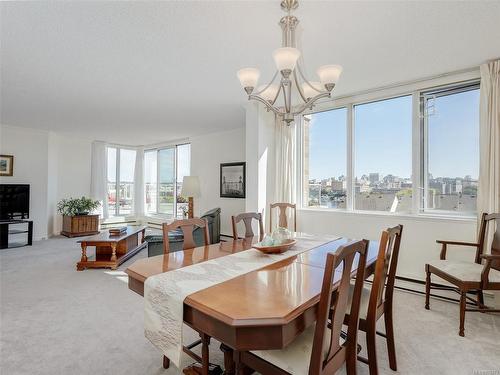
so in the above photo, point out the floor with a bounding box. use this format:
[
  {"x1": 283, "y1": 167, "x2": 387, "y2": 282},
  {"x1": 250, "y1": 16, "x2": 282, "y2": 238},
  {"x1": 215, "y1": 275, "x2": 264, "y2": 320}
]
[{"x1": 1, "y1": 236, "x2": 499, "y2": 375}]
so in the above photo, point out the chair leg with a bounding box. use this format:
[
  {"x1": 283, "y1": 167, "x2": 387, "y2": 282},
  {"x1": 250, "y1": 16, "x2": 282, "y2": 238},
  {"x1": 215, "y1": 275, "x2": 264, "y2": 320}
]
[
  {"x1": 425, "y1": 270, "x2": 431, "y2": 310},
  {"x1": 346, "y1": 344, "x2": 358, "y2": 375},
  {"x1": 459, "y1": 291, "x2": 466, "y2": 337},
  {"x1": 365, "y1": 324, "x2": 378, "y2": 375},
  {"x1": 384, "y1": 309, "x2": 397, "y2": 371},
  {"x1": 477, "y1": 290, "x2": 485, "y2": 310}
]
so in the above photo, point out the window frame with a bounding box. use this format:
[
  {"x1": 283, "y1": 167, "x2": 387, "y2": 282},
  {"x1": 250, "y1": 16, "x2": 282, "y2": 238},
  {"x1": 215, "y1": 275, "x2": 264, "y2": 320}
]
[
  {"x1": 107, "y1": 145, "x2": 137, "y2": 217},
  {"x1": 144, "y1": 142, "x2": 191, "y2": 219},
  {"x1": 297, "y1": 74, "x2": 480, "y2": 219}
]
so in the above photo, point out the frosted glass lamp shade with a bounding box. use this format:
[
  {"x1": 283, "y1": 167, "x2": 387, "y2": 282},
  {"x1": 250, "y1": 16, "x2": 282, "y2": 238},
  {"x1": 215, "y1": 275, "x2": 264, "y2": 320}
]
[
  {"x1": 272, "y1": 47, "x2": 301, "y2": 72},
  {"x1": 317, "y1": 64, "x2": 343, "y2": 86},
  {"x1": 257, "y1": 84, "x2": 279, "y2": 101},
  {"x1": 181, "y1": 176, "x2": 201, "y2": 198},
  {"x1": 237, "y1": 68, "x2": 260, "y2": 89},
  {"x1": 302, "y1": 81, "x2": 323, "y2": 99}
]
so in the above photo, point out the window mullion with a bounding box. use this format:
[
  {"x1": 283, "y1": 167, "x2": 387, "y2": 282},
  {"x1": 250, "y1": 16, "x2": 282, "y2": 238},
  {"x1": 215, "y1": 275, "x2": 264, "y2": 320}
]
[
  {"x1": 116, "y1": 148, "x2": 120, "y2": 216},
  {"x1": 346, "y1": 103, "x2": 354, "y2": 211},
  {"x1": 412, "y1": 92, "x2": 421, "y2": 215}
]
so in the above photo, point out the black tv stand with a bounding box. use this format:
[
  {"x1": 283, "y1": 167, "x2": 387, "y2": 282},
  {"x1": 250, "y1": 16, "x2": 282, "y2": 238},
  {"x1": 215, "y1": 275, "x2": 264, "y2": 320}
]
[{"x1": 0, "y1": 220, "x2": 33, "y2": 249}]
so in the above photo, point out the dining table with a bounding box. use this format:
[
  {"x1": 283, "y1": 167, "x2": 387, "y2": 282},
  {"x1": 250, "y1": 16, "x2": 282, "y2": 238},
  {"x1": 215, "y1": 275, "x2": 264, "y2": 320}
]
[{"x1": 125, "y1": 233, "x2": 379, "y2": 375}]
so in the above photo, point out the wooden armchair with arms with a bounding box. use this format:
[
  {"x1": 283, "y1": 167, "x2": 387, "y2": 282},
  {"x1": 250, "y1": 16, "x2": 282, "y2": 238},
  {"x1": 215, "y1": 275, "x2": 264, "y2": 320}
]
[
  {"x1": 233, "y1": 239, "x2": 369, "y2": 375},
  {"x1": 231, "y1": 212, "x2": 264, "y2": 240},
  {"x1": 425, "y1": 212, "x2": 500, "y2": 336},
  {"x1": 269, "y1": 203, "x2": 297, "y2": 232}
]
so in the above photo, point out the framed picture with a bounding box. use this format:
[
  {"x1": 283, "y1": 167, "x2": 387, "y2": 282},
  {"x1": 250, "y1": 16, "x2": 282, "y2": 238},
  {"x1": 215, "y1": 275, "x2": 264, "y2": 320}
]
[
  {"x1": 220, "y1": 162, "x2": 246, "y2": 198},
  {"x1": 0, "y1": 155, "x2": 13, "y2": 177}
]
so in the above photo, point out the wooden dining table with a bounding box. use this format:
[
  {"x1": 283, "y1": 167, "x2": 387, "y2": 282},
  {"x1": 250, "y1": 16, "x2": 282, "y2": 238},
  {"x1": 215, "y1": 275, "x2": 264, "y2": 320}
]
[{"x1": 126, "y1": 235, "x2": 379, "y2": 375}]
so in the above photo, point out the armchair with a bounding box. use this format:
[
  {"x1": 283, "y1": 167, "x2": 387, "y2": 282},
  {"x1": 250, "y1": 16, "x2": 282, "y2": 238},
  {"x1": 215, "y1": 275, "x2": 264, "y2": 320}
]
[{"x1": 425, "y1": 213, "x2": 500, "y2": 336}]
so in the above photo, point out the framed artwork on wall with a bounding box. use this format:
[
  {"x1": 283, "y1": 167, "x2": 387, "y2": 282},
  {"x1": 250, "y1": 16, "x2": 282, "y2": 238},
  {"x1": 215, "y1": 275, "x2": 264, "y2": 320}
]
[
  {"x1": 220, "y1": 162, "x2": 246, "y2": 198},
  {"x1": 0, "y1": 155, "x2": 14, "y2": 176}
]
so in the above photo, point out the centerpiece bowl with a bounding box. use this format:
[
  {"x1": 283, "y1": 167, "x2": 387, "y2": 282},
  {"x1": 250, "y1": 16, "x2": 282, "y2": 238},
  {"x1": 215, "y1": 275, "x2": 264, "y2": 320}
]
[{"x1": 252, "y1": 238, "x2": 297, "y2": 254}]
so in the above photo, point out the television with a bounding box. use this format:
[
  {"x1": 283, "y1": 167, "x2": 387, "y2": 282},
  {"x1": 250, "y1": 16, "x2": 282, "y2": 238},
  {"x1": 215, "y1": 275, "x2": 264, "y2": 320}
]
[{"x1": 0, "y1": 184, "x2": 30, "y2": 221}]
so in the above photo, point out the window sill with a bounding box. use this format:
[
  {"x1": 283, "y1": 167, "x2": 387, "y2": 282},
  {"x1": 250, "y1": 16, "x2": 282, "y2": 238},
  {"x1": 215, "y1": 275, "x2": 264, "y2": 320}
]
[{"x1": 298, "y1": 207, "x2": 477, "y2": 224}]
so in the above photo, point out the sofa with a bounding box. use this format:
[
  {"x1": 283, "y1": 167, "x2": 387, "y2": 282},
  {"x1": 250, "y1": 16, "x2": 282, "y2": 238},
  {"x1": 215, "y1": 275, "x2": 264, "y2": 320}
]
[{"x1": 145, "y1": 207, "x2": 221, "y2": 257}]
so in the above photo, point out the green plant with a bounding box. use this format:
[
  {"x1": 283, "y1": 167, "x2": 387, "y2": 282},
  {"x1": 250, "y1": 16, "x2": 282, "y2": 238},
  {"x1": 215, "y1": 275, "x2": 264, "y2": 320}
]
[{"x1": 57, "y1": 197, "x2": 101, "y2": 216}]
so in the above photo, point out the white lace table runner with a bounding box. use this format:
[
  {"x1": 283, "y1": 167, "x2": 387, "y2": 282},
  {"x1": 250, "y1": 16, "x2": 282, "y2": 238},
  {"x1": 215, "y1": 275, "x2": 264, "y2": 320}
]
[{"x1": 144, "y1": 233, "x2": 340, "y2": 369}]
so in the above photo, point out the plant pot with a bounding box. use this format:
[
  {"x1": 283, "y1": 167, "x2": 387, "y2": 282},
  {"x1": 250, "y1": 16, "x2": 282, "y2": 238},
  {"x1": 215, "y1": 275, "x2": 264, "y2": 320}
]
[{"x1": 61, "y1": 214, "x2": 100, "y2": 238}]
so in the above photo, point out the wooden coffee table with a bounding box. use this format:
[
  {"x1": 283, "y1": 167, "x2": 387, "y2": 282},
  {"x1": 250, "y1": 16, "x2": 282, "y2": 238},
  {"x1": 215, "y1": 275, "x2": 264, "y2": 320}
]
[{"x1": 77, "y1": 226, "x2": 147, "y2": 271}]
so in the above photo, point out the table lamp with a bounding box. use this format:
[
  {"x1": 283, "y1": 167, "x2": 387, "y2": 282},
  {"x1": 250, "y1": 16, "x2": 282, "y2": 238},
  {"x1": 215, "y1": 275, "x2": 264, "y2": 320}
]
[{"x1": 181, "y1": 176, "x2": 201, "y2": 219}]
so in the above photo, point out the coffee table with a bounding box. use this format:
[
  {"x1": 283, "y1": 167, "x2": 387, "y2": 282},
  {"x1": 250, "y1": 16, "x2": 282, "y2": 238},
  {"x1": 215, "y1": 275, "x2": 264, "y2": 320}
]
[{"x1": 77, "y1": 226, "x2": 147, "y2": 271}]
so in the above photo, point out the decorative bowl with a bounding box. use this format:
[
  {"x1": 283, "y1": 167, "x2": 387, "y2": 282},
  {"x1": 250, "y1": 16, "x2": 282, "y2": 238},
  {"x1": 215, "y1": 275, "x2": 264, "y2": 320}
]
[{"x1": 252, "y1": 238, "x2": 297, "y2": 254}]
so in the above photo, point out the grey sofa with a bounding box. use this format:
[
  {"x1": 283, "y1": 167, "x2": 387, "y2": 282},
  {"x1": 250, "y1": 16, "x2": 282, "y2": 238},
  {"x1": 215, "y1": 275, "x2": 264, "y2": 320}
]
[{"x1": 145, "y1": 207, "x2": 221, "y2": 257}]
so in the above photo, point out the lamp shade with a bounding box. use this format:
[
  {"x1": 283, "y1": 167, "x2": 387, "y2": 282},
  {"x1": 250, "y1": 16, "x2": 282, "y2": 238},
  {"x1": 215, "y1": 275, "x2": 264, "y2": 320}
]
[
  {"x1": 181, "y1": 176, "x2": 201, "y2": 198},
  {"x1": 272, "y1": 47, "x2": 301, "y2": 72},
  {"x1": 302, "y1": 81, "x2": 323, "y2": 99},
  {"x1": 257, "y1": 84, "x2": 279, "y2": 101},
  {"x1": 316, "y1": 64, "x2": 343, "y2": 86},
  {"x1": 237, "y1": 68, "x2": 260, "y2": 89}
]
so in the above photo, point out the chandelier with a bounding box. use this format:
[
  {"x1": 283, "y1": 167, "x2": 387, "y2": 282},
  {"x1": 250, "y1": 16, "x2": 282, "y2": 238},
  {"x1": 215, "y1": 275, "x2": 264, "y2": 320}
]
[{"x1": 237, "y1": 0, "x2": 342, "y2": 124}]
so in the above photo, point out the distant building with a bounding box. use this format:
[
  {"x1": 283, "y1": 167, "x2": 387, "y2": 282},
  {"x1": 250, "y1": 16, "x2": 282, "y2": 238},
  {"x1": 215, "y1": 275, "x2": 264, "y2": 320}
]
[{"x1": 369, "y1": 173, "x2": 379, "y2": 184}]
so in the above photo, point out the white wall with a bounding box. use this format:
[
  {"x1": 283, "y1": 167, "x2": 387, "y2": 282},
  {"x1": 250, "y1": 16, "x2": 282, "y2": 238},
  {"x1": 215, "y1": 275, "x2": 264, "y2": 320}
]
[
  {"x1": 0, "y1": 125, "x2": 49, "y2": 240},
  {"x1": 0, "y1": 125, "x2": 93, "y2": 239},
  {"x1": 191, "y1": 128, "x2": 246, "y2": 236}
]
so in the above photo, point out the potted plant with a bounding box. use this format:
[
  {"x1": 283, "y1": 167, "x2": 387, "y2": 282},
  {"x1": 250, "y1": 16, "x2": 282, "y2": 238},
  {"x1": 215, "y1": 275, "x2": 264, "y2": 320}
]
[{"x1": 58, "y1": 197, "x2": 101, "y2": 237}]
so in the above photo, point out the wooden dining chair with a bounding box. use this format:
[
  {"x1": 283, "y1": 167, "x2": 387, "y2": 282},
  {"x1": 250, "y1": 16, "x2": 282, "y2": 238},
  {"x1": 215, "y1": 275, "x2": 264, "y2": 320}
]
[
  {"x1": 425, "y1": 212, "x2": 500, "y2": 336},
  {"x1": 231, "y1": 212, "x2": 264, "y2": 240},
  {"x1": 162, "y1": 218, "x2": 210, "y2": 254},
  {"x1": 233, "y1": 239, "x2": 369, "y2": 375},
  {"x1": 269, "y1": 202, "x2": 297, "y2": 232},
  {"x1": 344, "y1": 225, "x2": 403, "y2": 375}
]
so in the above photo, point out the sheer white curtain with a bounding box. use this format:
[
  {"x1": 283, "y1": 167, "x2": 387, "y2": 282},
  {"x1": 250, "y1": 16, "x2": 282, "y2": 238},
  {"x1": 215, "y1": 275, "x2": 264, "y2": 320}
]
[
  {"x1": 274, "y1": 115, "x2": 297, "y2": 204},
  {"x1": 134, "y1": 147, "x2": 145, "y2": 218},
  {"x1": 90, "y1": 141, "x2": 108, "y2": 219},
  {"x1": 478, "y1": 59, "x2": 500, "y2": 223}
]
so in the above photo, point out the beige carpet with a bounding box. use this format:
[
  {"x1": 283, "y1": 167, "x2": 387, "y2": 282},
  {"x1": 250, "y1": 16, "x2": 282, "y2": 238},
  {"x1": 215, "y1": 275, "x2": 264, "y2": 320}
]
[{"x1": 1, "y1": 236, "x2": 499, "y2": 375}]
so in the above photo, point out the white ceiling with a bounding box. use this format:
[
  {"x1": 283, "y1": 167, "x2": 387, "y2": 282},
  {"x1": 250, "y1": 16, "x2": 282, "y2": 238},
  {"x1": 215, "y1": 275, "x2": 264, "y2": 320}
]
[{"x1": 1, "y1": 1, "x2": 499, "y2": 145}]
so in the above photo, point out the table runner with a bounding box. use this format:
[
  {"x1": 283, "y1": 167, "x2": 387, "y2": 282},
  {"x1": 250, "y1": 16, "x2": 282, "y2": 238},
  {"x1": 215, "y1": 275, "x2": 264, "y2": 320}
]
[{"x1": 144, "y1": 233, "x2": 340, "y2": 369}]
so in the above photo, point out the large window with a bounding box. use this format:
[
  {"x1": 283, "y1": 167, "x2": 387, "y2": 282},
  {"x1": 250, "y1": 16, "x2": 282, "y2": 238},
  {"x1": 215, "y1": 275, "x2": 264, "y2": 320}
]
[
  {"x1": 300, "y1": 80, "x2": 480, "y2": 216},
  {"x1": 303, "y1": 108, "x2": 347, "y2": 209},
  {"x1": 354, "y1": 96, "x2": 412, "y2": 212},
  {"x1": 421, "y1": 84, "x2": 480, "y2": 214},
  {"x1": 144, "y1": 143, "x2": 190, "y2": 218},
  {"x1": 107, "y1": 147, "x2": 136, "y2": 216}
]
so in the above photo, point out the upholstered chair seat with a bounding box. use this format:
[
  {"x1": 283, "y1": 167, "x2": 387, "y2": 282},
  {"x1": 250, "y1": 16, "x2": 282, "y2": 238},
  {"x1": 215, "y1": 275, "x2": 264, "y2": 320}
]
[
  {"x1": 428, "y1": 259, "x2": 500, "y2": 284},
  {"x1": 251, "y1": 324, "x2": 337, "y2": 374}
]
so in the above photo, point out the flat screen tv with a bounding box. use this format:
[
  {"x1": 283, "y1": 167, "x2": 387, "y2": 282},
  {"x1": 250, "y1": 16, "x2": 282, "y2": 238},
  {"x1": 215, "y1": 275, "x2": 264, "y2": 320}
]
[{"x1": 0, "y1": 184, "x2": 30, "y2": 221}]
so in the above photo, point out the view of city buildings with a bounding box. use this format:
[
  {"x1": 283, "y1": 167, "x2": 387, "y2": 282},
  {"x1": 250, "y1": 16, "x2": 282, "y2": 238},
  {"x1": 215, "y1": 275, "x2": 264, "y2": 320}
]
[{"x1": 306, "y1": 173, "x2": 478, "y2": 213}]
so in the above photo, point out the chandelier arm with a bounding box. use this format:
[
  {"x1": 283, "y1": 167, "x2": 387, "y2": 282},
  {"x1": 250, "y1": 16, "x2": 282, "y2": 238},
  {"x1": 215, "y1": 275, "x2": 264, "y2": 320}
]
[
  {"x1": 248, "y1": 94, "x2": 282, "y2": 115},
  {"x1": 281, "y1": 81, "x2": 291, "y2": 113},
  {"x1": 293, "y1": 92, "x2": 331, "y2": 115},
  {"x1": 293, "y1": 68, "x2": 309, "y2": 103},
  {"x1": 252, "y1": 70, "x2": 280, "y2": 96},
  {"x1": 297, "y1": 63, "x2": 325, "y2": 94}
]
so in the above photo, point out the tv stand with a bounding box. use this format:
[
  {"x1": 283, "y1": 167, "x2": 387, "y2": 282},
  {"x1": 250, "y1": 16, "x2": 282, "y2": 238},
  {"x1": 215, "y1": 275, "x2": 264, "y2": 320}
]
[{"x1": 0, "y1": 220, "x2": 33, "y2": 249}]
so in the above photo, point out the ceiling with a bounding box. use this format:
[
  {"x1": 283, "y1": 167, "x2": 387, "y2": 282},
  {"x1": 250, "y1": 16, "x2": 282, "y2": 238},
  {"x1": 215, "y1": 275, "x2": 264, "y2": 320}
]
[{"x1": 1, "y1": 1, "x2": 499, "y2": 145}]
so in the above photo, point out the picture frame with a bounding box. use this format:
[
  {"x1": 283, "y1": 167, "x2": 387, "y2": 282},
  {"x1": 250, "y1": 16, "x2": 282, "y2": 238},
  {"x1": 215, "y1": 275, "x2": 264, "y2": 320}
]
[
  {"x1": 220, "y1": 162, "x2": 246, "y2": 198},
  {"x1": 0, "y1": 155, "x2": 14, "y2": 177}
]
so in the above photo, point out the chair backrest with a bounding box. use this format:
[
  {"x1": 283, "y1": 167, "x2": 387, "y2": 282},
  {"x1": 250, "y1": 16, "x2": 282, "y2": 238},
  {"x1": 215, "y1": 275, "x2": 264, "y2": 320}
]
[
  {"x1": 309, "y1": 239, "x2": 369, "y2": 375},
  {"x1": 367, "y1": 225, "x2": 403, "y2": 320},
  {"x1": 231, "y1": 212, "x2": 264, "y2": 240},
  {"x1": 478, "y1": 213, "x2": 500, "y2": 271},
  {"x1": 269, "y1": 202, "x2": 297, "y2": 232},
  {"x1": 162, "y1": 218, "x2": 210, "y2": 254}
]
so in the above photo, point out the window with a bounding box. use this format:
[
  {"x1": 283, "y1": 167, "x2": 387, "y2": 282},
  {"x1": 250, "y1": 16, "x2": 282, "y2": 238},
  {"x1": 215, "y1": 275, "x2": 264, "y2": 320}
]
[
  {"x1": 107, "y1": 147, "x2": 136, "y2": 216},
  {"x1": 299, "y1": 79, "x2": 480, "y2": 217},
  {"x1": 143, "y1": 143, "x2": 191, "y2": 218},
  {"x1": 303, "y1": 108, "x2": 347, "y2": 208},
  {"x1": 354, "y1": 96, "x2": 412, "y2": 212},
  {"x1": 421, "y1": 84, "x2": 480, "y2": 214}
]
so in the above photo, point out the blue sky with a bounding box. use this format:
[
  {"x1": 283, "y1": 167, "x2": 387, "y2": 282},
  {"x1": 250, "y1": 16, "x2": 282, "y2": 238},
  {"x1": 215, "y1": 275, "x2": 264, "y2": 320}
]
[{"x1": 308, "y1": 89, "x2": 479, "y2": 180}]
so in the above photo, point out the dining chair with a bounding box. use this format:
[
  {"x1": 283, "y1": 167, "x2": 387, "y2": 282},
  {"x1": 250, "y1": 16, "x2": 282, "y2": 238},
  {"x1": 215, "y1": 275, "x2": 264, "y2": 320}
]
[
  {"x1": 425, "y1": 212, "x2": 500, "y2": 336},
  {"x1": 162, "y1": 218, "x2": 210, "y2": 254},
  {"x1": 233, "y1": 239, "x2": 369, "y2": 375},
  {"x1": 269, "y1": 202, "x2": 297, "y2": 232},
  {"x1": 344, "y1": 225, "x2": 403, "y2": 375},
  {"x1": 231, "y1": 212, "x2": 264, "y2": 240}
]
